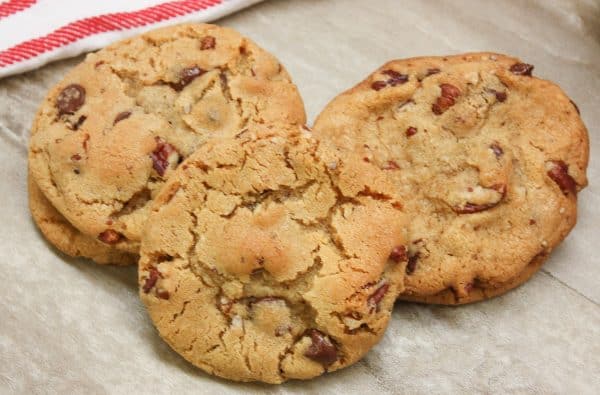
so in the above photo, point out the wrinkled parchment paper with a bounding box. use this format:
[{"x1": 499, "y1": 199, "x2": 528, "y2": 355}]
[{"x1": 1, "y1": 0, "x2": 598, "y2": 393}]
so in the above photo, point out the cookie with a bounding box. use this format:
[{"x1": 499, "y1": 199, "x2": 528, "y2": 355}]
[
  {"x1": 29, "y1": 174, "x2": 137, "y2": 265},
  {"x1": 139, "y1": 124, "x2": 409, "y2": 383},
  {"x1": 313, "y1": 53, "x2": 589, "y2": 304},
  {"x1": 28, "y1": 23, "x2": 306, "y2": 254}
]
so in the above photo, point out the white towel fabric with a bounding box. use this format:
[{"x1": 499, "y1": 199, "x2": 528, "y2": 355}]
[{"x1": 0, "y1": 0, "x2": 262, "y2": 79}]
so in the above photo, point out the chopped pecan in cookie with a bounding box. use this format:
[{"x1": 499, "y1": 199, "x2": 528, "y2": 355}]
[
  {"x1": 432, "y1": 83, "x2": 461, "y2": 115},
  {"x1": 200, "y1": 35, "x2": 216, "y2": 50},
  {"x1": 150, "y1": 137, "x2": 180, "y2": 177},
  {"x1": 98, "y1": 229, "x2": 122, "y2": 244},
  {"x1": 546, "y1": 160, "x2": 577, "y2": 195}
]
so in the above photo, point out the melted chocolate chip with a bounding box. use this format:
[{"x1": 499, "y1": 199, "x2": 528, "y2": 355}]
[
  {"x1": 509, "y1": 63, "x2": 534, "y2": 76},
  {"x1": 56, "y1": 84, "x2": 86, "y2": 116},
  {"x1": 200, "y1": 35, "x2": 216, "y2": 50},
  {"x1": 98, "y1": 229, "x2": 122, "y2": 244},
  {"x1": 169, "y1": 66, "x2": 205, "y2": 91},
  {"x1": 304, "y1": 329, "x2": 337, "y2": 366},
  {"x1": 547, "y1": 160, "x2": 577, "y2": 195},
  {"x1": 113, "y1": 111, "x2": 132, "y2": 125}
]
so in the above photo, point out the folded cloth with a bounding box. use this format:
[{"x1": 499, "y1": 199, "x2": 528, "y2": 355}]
[{"x1": 0, "y1": 0, "x2": 263, "y2": 79}]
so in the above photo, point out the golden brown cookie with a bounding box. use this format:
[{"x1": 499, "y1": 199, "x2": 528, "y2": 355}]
[
  {"x1": 29, "y1": 23, "x2": 306, "y2": 254},
  {"x1": 139, "y1": 124, "x2": 409, "y2": 383},
  {"x1": 313, "y1": 53, "x2": 589, "y2": 304},
  {"x1": 29, "y1": 174, "x2": 137, "y2": 265}
]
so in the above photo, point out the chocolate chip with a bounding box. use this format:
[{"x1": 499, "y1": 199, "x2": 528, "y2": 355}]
[
  {"x1": 56, "y1": 84, "x2": 86, "y2": 116},
  {"x1": 304, "y1": 329, "x2": 337, "y2": 366},
  {"x1": 143, "y1": 267, "x2": 160, "y2": 293},
  {"x1": 389, "y1": 245, "x2": 407, "y2": 263},
  {"x1": 405, "y1": 126, "x2": 418, "y2": 137},
  {"x1": 200, "y1": 35, "x2": 216, "y2": 50},
  {"x1": 368, "y1": 282, "x2": 389, "y2": 311},
  {"x1": 371, "y1": 80, "x2": 388, "y2": 91},
  {"x1": 547, "y1": 160, "x2": 577, "y2": 195},
  {"x1": 98, "y1": 229, "x2": 122, "y2": 244},
  {"x1": 73, "y1": 168, "x2": 80, "y2": 175},
  {"x1": 150, "y1": 137, "x2": 178, "y2": 176},
  {"x1": 381, "y1": 69, "x2": 409, "y2": 86},
  {"x1": 490, "y1": 142, "x2": 503, "y2": 158},
  {"x1": 113, "y1": 111, "x2": 132, "y2": 125},
  {"x1": 406, "y1": 253, "x2": 418, "y2": 275},
  {"x1": 382, "y1": 160, "x2": 400, "y2": 170},
  {"x1": 169, "y1": 66, "x2": 205, "y2": 91},
  {"x1": 529, "y1": 219, "x2": 536, "y2": 225},
  {"x1": 509, "y1": 63, "x2": 534, "y2": 76}
]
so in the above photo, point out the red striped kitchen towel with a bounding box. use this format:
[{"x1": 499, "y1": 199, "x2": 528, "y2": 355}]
[{"x1": 0, "y1": 0, "x2": 263, "y2": 79}]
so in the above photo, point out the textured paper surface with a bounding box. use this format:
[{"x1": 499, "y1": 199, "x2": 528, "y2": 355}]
[{"x1": 1, "y1": 0, "x2": 599, "y2": 393}]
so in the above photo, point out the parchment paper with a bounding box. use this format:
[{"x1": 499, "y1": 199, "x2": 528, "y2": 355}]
[{"x1": 1, "y1": 0, "x2": 598, "y2": 393}]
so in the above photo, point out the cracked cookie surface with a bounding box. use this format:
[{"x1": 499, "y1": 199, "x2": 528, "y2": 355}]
[
  {"x1": 29, "y1": 174, "x2": 137, "y2": 265},
  {"x1": 28, "y1": 23, "x2": 306, "y2": 253},
  {"x1": 313, "y1": 53, "x2": 589, "y2": 304},
  {"x1": 139, "y1": 124, "x2": 408, "y2": 383}
]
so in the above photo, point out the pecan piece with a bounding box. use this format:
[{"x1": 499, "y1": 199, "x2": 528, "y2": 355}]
[
  {"x1": 547, "y1": 160, "x2": 577, "y2": 195},
  {"x1": 150, "y1": 137, "x2": 179, "y2": 176},
  {"x1": 200, "y1": 35, "x2": 216, "y2": 50},
  {"x1": 453, "y1": 202, "x2": 498, "y2": 214},
  {"x1": 368, "y1": 282, "x2": 390, "y2": 312},
  {"x1": 304, "y1": 329, "x2": 338, "y2": 366},
  {"x1": 389, "y1": 245, "x2": 408, "y2": 263},
  {"x1": 432, "y1": 83, "x2": 461, "y2": 115},
  {"x1": 142, "y1": 267, "x2": 160, "y2": 293},
  {"x1": 98, "y1": 229, "x2": 122, "y2": 244}
]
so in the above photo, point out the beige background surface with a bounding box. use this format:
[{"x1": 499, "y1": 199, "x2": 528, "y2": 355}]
[{"x1": 1, "y1": 0, "x2": 599, "y2": 393}]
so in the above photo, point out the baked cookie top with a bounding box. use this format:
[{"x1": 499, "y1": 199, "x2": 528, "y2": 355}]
[
  {"x1": 139, "y1": 124, "x2": 408, "y2": 383},
  {"x1": 29, "y1": 175, "x2": 137, "y2": 265},
  {"x1": 29, "y1": 23, "x2": 306, "y2": 253},
  {"x1": 314, "y1": 53, "x2": 588, "y2": 303}
]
